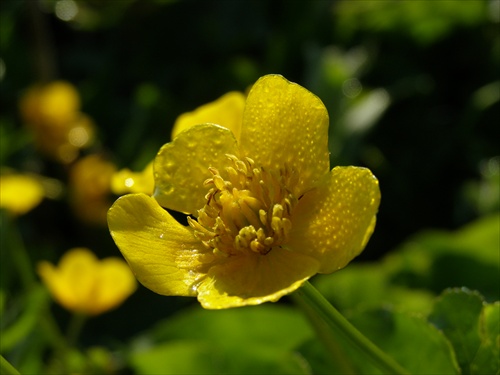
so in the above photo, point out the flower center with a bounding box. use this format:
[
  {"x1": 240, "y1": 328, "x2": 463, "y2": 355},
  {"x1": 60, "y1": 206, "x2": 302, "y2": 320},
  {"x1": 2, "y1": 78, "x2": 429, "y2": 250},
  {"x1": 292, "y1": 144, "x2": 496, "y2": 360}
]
[{"x1": 188, "y1": 154, "x2": 299, "y2": 256}]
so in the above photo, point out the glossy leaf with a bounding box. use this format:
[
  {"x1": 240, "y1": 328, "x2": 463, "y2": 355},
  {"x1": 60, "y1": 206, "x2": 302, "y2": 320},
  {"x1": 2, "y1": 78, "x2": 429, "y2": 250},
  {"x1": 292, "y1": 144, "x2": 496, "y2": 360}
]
[{"x1": 429, "y1": 288, "x2": 499, "y2": 374}]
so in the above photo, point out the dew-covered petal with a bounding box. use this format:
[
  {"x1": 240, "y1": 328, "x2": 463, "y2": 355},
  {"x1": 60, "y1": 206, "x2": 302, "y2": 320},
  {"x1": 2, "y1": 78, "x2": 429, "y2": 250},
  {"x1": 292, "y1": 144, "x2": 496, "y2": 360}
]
[
  {"x1": 108, "y1": 193, "x2": 209, "y2": 297},
  {"x1": 171, "y1": 91, "x2": 245, "y2": 141},
  {"x1": 196, "y1": 248, "x2": 320, "y2": 309},
  {"x1": 239, "y1": 75, "x2": 330, "y2": 195},
  {"x1": 288, "y1": 166, "x2": 381, "y2": 274},
  {"x1": 154, "y1": 124, "x2": 240, "y2": 215}
]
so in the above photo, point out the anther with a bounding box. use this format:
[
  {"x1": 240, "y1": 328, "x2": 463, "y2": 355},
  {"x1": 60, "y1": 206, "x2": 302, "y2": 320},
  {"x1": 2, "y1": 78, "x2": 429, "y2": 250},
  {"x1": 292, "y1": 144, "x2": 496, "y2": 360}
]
[
  {"x1": 191, "y1": 155, "x2": 299, "y2": 258},
  {"x1": 259, "y1": 209, "x2": 267, "y2": 226},
  {"x1": 213, "y1": 175, "x2": 227, "y2": 190}
]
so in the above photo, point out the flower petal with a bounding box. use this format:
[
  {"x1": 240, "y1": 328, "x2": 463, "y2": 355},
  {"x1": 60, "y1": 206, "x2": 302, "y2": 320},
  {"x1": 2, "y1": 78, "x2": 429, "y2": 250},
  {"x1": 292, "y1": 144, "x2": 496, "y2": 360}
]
[
  {"x1": 196, "y1": 248, "x2": 320, "y2": 309},
  {"x1": 0, "y1": 174, "x2": 44, "y2": 215},
  {"x1": 111, "y1": 161, "x2": 155, "y2": 195},
  {"x1": 38, "y1": 248, "x2": 99, "y2": 313},
  {"x1": 38, "y1": 248, "x2": 137, "y2": 315},
  {"x1": 93, "y1": 258, "x2": 137, "y2": 315},
  {"x1": 240, "y1": 75, "x2": 330, "y2": 195},
  {"x1": 288, "y1": 166, "x2": 381, "y2": 273},
  {"x1": 108, "y1": 193, "x2": 209, "y2": 296},
  {"x1": 154, "y1": 124, "x2": 239, "y2": 215},
  {"x1": 171, "y1": 91, "x2": 245, "y2": 141}
]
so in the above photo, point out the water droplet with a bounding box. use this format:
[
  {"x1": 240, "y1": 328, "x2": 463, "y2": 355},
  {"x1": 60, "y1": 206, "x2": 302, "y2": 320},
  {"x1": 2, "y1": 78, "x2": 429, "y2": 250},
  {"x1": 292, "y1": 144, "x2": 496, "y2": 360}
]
[
  {"x1": 159, "y1": 233, "x2": 164, "y2": 239},
  {"x1": 190, "y1": 283, "x2": 199, "y2": 293}
]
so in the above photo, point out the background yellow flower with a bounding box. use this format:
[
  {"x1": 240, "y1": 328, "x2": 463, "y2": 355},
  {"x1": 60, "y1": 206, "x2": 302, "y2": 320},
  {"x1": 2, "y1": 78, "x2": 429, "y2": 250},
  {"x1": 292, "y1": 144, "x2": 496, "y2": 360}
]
[
  {"x1": 19, "y1": 81, "x2": 95, "y2": 164},
  {"x1": 69, "y1": 154, "x2": 117, "y2": 226},
  {"x1": 37, "y1": 248, "x2": 137, "y2": 316},
  {"x1": 0, "y1": 174, "x2": 44, "y2": 215}
]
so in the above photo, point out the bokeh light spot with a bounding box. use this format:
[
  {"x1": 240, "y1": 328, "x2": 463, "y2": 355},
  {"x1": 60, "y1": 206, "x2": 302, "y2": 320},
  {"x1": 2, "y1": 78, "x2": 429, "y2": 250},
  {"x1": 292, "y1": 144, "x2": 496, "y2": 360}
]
[
  {"x1": 68, "y1": 126, "x2": 90, "y2": 147},
  {"x1": 342, "y1": 78, "x2": 362, "y2": 98},
  {"x1": 55, "y1": 0, "x2": 78, "y2": 22}
]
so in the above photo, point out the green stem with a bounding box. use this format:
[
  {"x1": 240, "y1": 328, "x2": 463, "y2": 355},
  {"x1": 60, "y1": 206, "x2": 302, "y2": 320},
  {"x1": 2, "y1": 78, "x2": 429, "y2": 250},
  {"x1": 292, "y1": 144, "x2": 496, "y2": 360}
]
[
  {"x1": 27, "y1": 0, "x2": 57, "y2": 81},
  {"x1": 40, "y1": 308, "x2": 71, "y2": 354},
  {"x1": 0, "y1": 355, "x2": 21, "y2": 375},
  {"x1": 3, "y1": 213, "x2": 36, "y2": 289},
  {"x1": 292, "y1": 281, "x2": 410, "y2": 375},
  {"x1": 297, "y1": 295, "x2": 358, "y2": 374},
  {"x1": 66, "y1": 313, "x2": 87, "y2": 348}
]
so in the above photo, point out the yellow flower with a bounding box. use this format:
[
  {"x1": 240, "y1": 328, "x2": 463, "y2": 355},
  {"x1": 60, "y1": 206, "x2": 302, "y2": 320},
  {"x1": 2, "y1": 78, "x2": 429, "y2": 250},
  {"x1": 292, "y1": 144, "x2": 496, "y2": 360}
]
[
  {"x1": 0, "y1": 174, "x2": 44, "y2": 215},
  {"x1": 37, "y1": 248, "x2": 137, "y2": 316},
  {"x1": 69, "y1": 154, "x2": 116, "y2": 226},
  {"x1": 108, "y1": 75, "x2": 380, "y2": 309},
  {"x1": 110, "y1": 91, "x2": 245, "y2": 196},
  {"x1": 20, "y1": 81, "x2": 80, "y2": 127},
  {"x1": 171, "y1": 91, "x2": 246, "y2": 140},
  {"x1": 111, "y1": 161, "x2": 155, "y2": 196},
  {"x1": 19, "y1": 81, "x2": 95, "y2": 164}
]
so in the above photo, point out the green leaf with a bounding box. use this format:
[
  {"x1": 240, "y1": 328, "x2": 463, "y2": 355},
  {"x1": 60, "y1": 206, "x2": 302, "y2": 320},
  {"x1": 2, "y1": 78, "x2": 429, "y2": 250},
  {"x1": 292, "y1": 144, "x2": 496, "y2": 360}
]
[
  {"x1": 129, "y1": 341, "x2": 222, "y2": 375},
  {"x1": 130, "y1": 339, "x2": 310, "y2": 374},
  {"x1": 128, "y1": 304, "x2": 313, "y2": 374},
  {"x1": 144, "y1": 304, "x2": 312, "y2": 350},
  {"x1": 472, "y1": 302, "x2": 500, "y2": 374},
  {"x1": 384, "y1": 215, "x2": 500, "y2": 301},
  {"x1": 296, "y1": 336, "x2": 363, "y2": 375},
  {"x1": 429, "y1": 288, "x2": 499, "y2": 374},
  {"x1": 314, "y1": 263, "x2": 435, "y2": 316},
  {"x1": 0, "y1": 285, "x2": 49, "y2": 353},
  {"x1": 349, "y1": 307, "x2": 460, "y2": 374}
]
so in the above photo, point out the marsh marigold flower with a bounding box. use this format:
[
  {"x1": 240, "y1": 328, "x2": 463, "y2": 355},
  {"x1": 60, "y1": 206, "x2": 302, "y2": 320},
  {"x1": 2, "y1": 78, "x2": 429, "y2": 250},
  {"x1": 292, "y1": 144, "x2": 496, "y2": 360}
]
[
  {"x1": 37, "y1": 248, "x2": 137, "y2": 315},
  {"x1": 69, "y1": 154, "x2": 117, "y2": 226},
  {"x1": 108, "y1": 75, "x2": 381, "y2": 309},
  {"x1": 19, "y1": 81, "x2": 95, "y2": 164},
  {"x1": 0, "y1": 173, "x2": 44, "y2": 215}
]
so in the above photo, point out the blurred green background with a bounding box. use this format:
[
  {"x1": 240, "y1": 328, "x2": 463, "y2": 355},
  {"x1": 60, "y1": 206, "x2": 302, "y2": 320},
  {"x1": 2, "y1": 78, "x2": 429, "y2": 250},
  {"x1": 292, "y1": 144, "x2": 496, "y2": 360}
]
[{"x1": 1, "y1": 0, "x2": 499, "y2": 373}]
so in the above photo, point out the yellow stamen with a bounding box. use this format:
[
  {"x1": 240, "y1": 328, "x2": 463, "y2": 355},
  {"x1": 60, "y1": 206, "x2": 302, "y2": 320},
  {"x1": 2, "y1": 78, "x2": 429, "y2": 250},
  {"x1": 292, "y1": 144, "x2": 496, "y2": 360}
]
[{"x1": 192, "y1": 154, "x2": 298, "y2": 256}]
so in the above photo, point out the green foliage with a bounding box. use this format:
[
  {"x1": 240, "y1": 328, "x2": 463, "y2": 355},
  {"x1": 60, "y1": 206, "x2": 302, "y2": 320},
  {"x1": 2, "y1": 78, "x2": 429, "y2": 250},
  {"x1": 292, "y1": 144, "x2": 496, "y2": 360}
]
[
  {"x1": 0, "y1": 285, "x2": 49, "y2": 353},
  {"x1": 349, "y1": 308, "x2": 460, "y2": 374},
  {"x1": 429, "y1": 289, "x2": 500, "y2": 375},
  {"x1": 334, "y1": 0, "x2": 488, "y2": 45},
  {"x1": 311, "y1": 214, "x2": 499, "y2": 374},
  {"x1": 128, "y1": 305, "x2": 313, "y2": 374}
]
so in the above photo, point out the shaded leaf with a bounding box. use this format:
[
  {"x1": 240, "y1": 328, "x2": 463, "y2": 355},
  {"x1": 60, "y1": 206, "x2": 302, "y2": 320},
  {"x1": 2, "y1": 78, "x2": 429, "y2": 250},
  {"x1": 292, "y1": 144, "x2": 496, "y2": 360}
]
[
  {"x1": 296, "y1": 337, "x2": 358, "y2": 375},
  {"x1": 385, "y1": 215, "x2": 500, "y2": 301},
  {"x1": 143, "y1": 304, "x2": 313, "y2": 350},
  {"x1": 314, "y1": 263, "x2": 435, "y2": 316},
  {"x1": 349, "y1": 307, "x2": 460, "y2": 374},
  {"x1": 471, "y1": 302, "x2": 500, "y2": 374},
  {"x1": 429, "y1": 288, "x2": 499, "y2": 374},
  {"x1": 0, "y1": 285, "x2": 48, "y2": 353},
  {"x1": 128, "y1": 304, "x2": 313, "y2": 374},
  {"x1": 129, "y1": 339, "x2": 310, "y2": 375}
]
